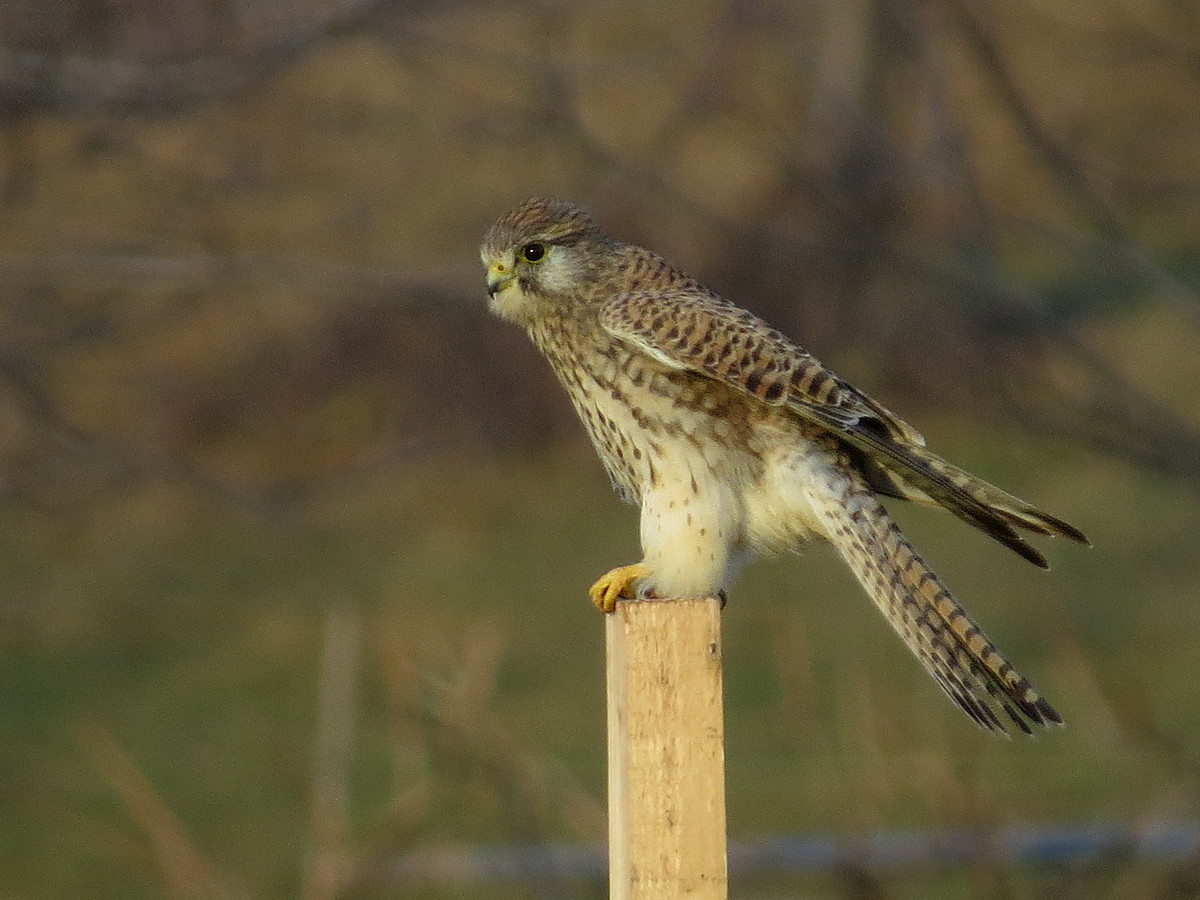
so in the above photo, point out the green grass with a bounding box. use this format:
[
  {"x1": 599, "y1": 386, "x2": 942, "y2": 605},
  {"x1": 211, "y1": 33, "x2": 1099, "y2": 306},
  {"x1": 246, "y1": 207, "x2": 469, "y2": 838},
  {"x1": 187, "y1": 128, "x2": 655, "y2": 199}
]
[{"x1": 0, "y1": 433, "x2": 1197, "y2": 897}]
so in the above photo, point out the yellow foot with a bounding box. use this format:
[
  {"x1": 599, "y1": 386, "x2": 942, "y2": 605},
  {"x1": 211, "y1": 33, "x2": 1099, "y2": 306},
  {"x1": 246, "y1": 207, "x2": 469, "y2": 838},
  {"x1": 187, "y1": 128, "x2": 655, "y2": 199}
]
[{"x1": 588, "y1": 563, "x2": 650, "y2": 613}]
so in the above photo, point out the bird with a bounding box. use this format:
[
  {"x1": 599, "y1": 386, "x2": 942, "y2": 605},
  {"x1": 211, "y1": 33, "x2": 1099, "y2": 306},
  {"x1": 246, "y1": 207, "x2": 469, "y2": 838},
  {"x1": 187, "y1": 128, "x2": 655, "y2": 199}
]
[{"x1": 480, "y1": 197, "x2": 1088, "y2": 735}]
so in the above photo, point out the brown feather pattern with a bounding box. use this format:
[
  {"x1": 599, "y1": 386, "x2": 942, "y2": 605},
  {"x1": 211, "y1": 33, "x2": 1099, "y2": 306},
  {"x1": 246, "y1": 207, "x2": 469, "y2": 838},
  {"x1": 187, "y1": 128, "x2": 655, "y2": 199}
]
[{"x1": 482, "y1": 198, "x2": 1088, "y2": 734}]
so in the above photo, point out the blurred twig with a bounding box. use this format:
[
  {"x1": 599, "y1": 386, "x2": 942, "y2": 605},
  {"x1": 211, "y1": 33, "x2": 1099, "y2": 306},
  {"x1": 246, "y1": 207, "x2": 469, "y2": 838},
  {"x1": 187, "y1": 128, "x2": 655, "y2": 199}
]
[
  {"x1": 0, "y1": 251, "x2": 470, "y2": 299},
  {"x1": 0, "y1": 0, "x2": 393, "y2": 112},
  {"x1": 948, "y1": 0, "x2": 1200, "y2": 326},
  {"x1": 303, "y1": 602, "x2": 364, "y2": 900},
  {"x1": 948, "y1": 0, "x2": 1126, "y2": 239},
  {"x1": 353, "y1": 616, "x2": 606, "y2": 896},
  {"x1": 78, "y1": 724, "x2": 242, "y2": 900}
]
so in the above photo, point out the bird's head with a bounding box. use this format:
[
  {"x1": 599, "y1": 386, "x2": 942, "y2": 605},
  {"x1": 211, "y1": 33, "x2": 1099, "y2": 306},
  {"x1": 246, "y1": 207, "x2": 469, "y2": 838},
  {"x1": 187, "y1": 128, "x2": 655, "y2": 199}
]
[{"x1": 480, "y1": 198, "x2": 610, "y2": 323}]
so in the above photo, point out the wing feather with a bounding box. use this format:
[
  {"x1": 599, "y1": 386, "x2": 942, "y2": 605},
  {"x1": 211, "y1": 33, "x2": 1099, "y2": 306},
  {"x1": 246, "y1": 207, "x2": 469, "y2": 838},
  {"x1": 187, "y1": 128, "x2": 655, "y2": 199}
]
[{"x1": 599, "y1": 289, "x2": 1088, "y2": 561}]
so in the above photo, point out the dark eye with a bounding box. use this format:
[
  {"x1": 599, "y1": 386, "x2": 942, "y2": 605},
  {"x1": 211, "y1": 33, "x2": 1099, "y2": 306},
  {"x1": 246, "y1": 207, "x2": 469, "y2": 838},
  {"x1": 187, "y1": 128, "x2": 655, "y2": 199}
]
[{"x1": 522, "y1": 242, "x2": 546, "y2": 262}]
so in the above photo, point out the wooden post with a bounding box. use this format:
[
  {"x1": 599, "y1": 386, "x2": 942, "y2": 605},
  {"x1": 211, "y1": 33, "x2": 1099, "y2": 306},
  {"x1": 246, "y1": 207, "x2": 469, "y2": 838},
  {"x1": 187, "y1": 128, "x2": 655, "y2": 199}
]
[{"x1": 606, "y1": 597, "x2": 728, "y2": 900}]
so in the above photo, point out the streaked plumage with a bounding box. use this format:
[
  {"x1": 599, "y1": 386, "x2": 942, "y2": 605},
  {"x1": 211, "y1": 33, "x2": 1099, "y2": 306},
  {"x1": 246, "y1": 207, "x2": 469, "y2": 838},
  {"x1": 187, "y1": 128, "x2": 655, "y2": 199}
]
[{"x1": 480, "y1": 197, "x2": 1088, "y2": 734}]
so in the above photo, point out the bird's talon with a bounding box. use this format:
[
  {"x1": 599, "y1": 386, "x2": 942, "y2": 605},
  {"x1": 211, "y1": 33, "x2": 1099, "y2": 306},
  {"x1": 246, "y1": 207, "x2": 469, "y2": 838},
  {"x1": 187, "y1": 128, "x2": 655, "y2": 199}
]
[{"x1": 588, "y1": 564, "x2": 649, "y2": 613}]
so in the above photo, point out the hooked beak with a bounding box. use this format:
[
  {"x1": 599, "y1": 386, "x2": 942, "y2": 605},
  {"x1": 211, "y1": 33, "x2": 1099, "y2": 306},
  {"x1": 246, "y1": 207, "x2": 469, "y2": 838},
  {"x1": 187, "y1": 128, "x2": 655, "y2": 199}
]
[{"x1": 486, "y1": 262, "x2": 515, "y2": 296}]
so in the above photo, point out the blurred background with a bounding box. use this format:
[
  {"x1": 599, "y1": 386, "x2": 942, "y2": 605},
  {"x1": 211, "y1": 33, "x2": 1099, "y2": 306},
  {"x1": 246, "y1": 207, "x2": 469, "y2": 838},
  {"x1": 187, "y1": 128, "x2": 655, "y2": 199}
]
[{"x1": 1, "y1": 0, "x2": 1199, "y2": 897}]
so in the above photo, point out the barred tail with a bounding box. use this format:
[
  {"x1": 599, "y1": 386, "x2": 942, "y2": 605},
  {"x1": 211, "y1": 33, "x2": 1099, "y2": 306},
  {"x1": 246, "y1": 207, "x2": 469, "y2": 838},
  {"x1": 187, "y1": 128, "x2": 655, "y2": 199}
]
[{"x1": 811, "y1": 463, "x2": 1063, "y2": 735}]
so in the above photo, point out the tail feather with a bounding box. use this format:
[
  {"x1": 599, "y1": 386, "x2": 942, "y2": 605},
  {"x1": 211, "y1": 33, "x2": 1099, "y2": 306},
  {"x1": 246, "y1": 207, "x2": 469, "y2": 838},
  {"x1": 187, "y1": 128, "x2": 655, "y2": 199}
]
[
  {"x1": 916, "y1": 451, "x2": 1090, "y2": 545},
  {"x1": 849, "y1": 442, "x2": 1090, "y2": 567},
  {"x1": 808, "y1": 458, "x2": 1063, "y2": 735}
]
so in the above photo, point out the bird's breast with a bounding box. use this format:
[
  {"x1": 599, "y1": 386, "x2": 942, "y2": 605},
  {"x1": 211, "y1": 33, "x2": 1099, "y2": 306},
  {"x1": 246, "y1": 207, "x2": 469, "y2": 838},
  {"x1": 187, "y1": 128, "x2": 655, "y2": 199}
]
[{"x1": 534, "y1": 326, "x2": 761, "y2": 504}]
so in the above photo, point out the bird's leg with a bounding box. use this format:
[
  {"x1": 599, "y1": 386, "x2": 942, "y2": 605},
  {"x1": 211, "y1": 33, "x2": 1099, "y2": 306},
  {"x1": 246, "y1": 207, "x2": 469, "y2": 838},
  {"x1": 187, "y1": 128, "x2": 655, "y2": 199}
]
[{"x1": 588, "y1": 563, "x2": 651, "y2": 613}]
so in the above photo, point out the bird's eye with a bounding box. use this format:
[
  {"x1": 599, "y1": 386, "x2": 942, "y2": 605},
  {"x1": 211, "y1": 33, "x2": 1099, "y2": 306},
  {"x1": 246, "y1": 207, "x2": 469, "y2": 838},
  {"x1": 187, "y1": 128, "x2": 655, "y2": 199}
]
[{"x1": 522, "y1": 242, "x2": 546, "y2": 263}]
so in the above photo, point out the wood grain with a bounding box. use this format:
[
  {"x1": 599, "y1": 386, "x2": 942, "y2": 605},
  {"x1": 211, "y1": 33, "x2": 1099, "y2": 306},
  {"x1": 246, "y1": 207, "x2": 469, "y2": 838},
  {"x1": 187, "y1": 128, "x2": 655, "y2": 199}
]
[{"x1": 606, "y1": 597, "x2": 727, "y2": 899}]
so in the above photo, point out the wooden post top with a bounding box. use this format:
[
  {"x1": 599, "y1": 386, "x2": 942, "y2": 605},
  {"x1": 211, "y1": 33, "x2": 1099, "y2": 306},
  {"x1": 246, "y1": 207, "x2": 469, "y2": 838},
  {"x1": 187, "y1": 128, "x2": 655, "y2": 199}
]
[{"x1": 606, "y1": 597, "x2": 728, "y2": 900}]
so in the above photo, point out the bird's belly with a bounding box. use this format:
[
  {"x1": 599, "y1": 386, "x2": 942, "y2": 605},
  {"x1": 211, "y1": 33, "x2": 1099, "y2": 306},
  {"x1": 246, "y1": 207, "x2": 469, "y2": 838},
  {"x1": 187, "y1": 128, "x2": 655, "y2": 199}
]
[
  {"x1": 569, "y1": 371, "x2": 829, "y2": 556},
  {"x1": 578, "y1": 392, "x2": 754, "y2": 597},
  {"x1": 567, "y1": 372, "x2": 836, "y2": 594},
  {"x1": 743, "y1": 436, "x2": 837, "y2": 553}
]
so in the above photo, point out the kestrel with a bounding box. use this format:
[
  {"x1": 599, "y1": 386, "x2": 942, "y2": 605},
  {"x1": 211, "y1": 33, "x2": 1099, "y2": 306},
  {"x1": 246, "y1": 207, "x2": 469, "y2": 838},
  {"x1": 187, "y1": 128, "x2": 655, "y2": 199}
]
[{"x1": 481, "y1": 197, "x2": 1088, "y2": 735}]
